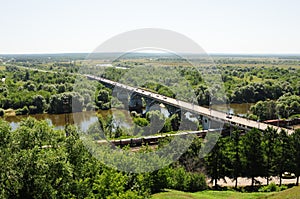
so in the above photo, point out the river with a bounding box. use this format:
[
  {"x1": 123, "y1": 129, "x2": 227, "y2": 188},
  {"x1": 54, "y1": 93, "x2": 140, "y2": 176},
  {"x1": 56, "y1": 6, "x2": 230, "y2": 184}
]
[{"x1": 4, "y1": 103, "x2": 253, "y2": 131}]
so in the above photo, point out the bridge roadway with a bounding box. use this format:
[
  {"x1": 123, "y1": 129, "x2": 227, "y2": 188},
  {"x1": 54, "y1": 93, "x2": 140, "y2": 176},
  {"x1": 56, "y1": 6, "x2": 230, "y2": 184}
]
[{"x1": 86, "y1": 75, "x2": 294, "y2": 134}]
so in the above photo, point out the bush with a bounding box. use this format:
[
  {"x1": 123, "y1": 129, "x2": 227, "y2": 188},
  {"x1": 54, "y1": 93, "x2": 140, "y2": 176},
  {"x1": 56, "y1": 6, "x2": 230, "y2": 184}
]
[
  {"x1": 189, "y1": 172, "x2": 207, "y2": 192},
  {"x1": 167, "y1": 167, "x2": 207, "y2": 192},
  {"x1": 258, "y1": 182, "x2": 288, "y2": 192},
  {"x1": 29, "y1": 105, "x2": 38, "y2": 114},
  {"x1": 16, "y1": 106, "x2": 29, "y2": 115}
]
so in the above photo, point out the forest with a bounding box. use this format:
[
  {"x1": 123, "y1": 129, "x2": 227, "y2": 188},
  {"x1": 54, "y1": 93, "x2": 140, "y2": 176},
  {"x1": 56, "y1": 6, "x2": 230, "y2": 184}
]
[{"x1": 1, "y1": 117, "x2": 300, "y2": 198}]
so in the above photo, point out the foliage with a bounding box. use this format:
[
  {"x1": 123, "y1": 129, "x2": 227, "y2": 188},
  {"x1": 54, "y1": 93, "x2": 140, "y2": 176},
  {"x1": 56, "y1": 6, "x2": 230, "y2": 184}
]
[
  {"x1": 16, "y1": 106, "x2": 29, "y2": 115},
  {"x1": 48, "y1": 92, "x2": 84, "y2": 114},
  {"x1": 250, "y1": 93, "x2": 300, "y2": 120},
  {"x1": 258, "y1": 182, "x2": 287, "y2": 192},
  {"x1": 0, "y1": 118, "x2": 158, "y2": 198},
  {"x1": 167, "y1": 167, "x2": 207, "y2": 192}
]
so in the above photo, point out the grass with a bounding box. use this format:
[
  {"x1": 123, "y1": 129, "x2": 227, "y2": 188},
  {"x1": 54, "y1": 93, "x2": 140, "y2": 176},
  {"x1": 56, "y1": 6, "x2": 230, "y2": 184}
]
[
  {"x1": 152, "y1": 189, "x2": 270, "y2": 199},
  {"x1": 259, "y1": 186, "x2": 300, "y2": 199},
  {"x1": 152, "y1": 186, "x2": 300, "y2": 199}
]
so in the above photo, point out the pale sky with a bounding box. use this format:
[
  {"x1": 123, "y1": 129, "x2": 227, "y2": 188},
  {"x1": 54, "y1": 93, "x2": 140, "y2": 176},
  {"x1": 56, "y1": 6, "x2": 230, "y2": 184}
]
[{"x1": 1, "y1": 0, "x2": 300, "y2": 54}]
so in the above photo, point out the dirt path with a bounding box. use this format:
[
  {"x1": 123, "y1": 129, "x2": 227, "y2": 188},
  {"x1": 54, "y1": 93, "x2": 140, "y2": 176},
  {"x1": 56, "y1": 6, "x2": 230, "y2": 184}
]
[{"x1": 207, "y1": 176, "x2": 297, "y2": 187}]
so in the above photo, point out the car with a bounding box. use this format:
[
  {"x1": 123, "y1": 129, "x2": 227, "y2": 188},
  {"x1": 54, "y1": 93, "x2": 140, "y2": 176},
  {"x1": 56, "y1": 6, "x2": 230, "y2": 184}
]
[
  {"x1": 282, "y1": 172, "x2": 296, "y2": 179},
  {"x1": 226, "y1": 115, "x2": 232, "y2": 119}
]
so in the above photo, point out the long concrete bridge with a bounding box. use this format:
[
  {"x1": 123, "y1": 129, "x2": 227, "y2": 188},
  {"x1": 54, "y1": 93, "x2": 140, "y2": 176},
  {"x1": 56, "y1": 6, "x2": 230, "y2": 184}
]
[
  {"x1": 14, "y1": 66, "x2": 295, "y2": 135},
  {"x1": 89, "y1": 75, "x2": 294, "y2": 134}
]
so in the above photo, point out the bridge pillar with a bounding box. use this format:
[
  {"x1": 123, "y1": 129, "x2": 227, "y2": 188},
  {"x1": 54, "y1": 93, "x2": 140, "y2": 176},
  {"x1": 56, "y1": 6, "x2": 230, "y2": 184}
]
[
  {"x1": 165, "y1": 104, "x2": 181, "y2": 118},
  {"x1": 202, "y1": 116, "x2": 211, "y2": 130},
  {"x1": 144, "y1": 97, "x2": 156, "y2": 113},
  {"x1": 129, "y1": 93, "x2": 143, "y2": 114},
  {"x1": 115, "y1": 87, "x2": 130, "y2": 108},
  {"x1": 201, "y1": 116, "x2": 224, "y2": 130}
]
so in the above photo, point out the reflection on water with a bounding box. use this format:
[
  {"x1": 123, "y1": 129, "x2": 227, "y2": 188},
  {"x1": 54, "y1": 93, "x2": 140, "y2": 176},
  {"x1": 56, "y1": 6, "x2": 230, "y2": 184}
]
[
  {"x1": 5, "y1": 111, "x2": 108, "y2": 131},
  {"x1": 211, "y1": 103, "x2": 254, "y2": 115},
  {"x1": 4, "y1": 103, "x2": 253, "y2": 130}
]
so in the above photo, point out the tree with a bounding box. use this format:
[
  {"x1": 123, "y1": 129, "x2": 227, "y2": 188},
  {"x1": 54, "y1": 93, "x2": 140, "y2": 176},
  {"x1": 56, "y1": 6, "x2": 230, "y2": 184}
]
[
  {"x1": 145, "y1": 110, "x2": 165, "y2": 136},
  {"x1": 48, "y1": 92, "x2": 84, "y2": 114},
  {"x1": 32, "y1": 95, "x2": 46, "y2": 114},
  {"x1": 242, "y1": 128, "x2": 265, "y2": 188},
  {"x1": 96, "y1": 89, "x2": 111, "y2": 110},
  {"x1": 205, "y1": 135, "x2": 230, "y2": 188},
  {"x1": 24, "y1": 70, "x2": 30, "y2": 81},
  {"x1": 229, "y1": 130, "x2": 242, "y2": 189},
  {"x1": 274, "y1": 130, "x2": 294, "y2": 186},
  {"x1": 262, "y1": 127, "x2": 278, "y2": 185},
  {"x1": 291, "y1": 129, "x2": 300, "y2": 185},
  {"x1": 57, "y1": 84, "x2": 66, "y2": 93}
]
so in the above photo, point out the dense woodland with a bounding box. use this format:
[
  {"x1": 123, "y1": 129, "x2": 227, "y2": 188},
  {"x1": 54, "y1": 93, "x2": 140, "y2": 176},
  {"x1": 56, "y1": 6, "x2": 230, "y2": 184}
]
[{"x1": 1, "y1": 117, "x2": 300, "y2": 198}]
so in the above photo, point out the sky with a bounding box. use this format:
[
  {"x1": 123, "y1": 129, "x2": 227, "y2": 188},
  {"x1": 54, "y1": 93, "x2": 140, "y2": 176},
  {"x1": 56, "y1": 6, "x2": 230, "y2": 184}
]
[{"x1": 1, "y1": 0, "x2": 300, "y2": 54}]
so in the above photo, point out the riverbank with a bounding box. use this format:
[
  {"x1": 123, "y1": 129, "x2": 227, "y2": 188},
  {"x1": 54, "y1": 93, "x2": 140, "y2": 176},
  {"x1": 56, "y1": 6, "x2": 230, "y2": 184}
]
[{"x1": 4, "y1": 108, "x2": 16, "y2": 117}]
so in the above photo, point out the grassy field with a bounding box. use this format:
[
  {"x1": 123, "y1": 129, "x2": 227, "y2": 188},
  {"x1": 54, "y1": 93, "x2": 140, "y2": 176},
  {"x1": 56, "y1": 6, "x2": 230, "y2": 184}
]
[
  {"x1": 152, "y1": 186, "x2": 300, "y2": 199},
  {"x1": 152, "y1": 189, "x2": 270, "y2": 199},
  {"x1": 259, "y1": 186, "x2": 300, "y2": 199}
]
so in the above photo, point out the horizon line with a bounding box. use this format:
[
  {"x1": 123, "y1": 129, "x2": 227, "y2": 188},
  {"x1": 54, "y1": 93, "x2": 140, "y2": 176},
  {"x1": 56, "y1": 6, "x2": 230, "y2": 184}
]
[{"x1": 1, "y1": 51, "x2": 300, "y2": 56}]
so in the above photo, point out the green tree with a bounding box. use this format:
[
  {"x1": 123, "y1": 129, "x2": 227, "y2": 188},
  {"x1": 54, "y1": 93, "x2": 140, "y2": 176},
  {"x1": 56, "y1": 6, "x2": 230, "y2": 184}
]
[
  {"x1": 242, "y1": 128, "x2": 265, "y2": 188},
  {"x1": 229, "y1": 130, "x2": 243, "y2": 189},
  {"x1": 205, "y1": 135, "x2": 230, "y2": 188},
  {"x1": 274, "y1": 130, "x2": 294, "y2": 186},
  {"x1": 32, "y1": 95, "x2": 46, "y2": 114},
  {"x1": 145, "y1": 110, "x2": 165, "y2": 136},
  {"x1": 291, "y1": 129, "x2": 300, "y2": 185},
  {"x1": 96, "y1": 89, "x2": 111, "y2": 110},
  {"x1": 262, "y1": 127, "x2": 278, "y2": 185}
]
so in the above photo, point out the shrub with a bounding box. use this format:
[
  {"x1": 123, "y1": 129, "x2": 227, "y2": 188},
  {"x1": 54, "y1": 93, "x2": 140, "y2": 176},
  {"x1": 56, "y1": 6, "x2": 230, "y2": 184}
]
[
  {"x1": 189, "y1": 172, "x2": 207, "y2": 192},
  {"x1": 258, "y1": 182, "x2": 288, "y2": 192},
  {"x1": 167, "y1": 167, "x2": 207, "y2": 192},
  {"x1": 16, "y1": 106, "x2": 29, "y2": 115}
]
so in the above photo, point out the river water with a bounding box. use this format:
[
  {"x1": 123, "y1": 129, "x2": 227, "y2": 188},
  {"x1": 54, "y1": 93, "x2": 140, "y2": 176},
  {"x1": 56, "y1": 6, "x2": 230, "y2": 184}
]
[{"x1": 4, "y1": 103, "x2": 253, "y2": 131}]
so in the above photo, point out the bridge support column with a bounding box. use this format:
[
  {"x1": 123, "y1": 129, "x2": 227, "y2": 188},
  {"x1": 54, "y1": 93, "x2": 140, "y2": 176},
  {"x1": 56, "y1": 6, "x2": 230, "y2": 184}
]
[
  {"x1": 201, "y1": 116, "x2": 224, "y2": 130},
  {"x1": 202, "y1": 116, "x2": 211, "y2": 130},
  {"x1": 144, "y1": 97, "x2": 155, "y2": 113},
  {"x1": 165, "y1": 104, "x2": 181, "y2": 118},
  {"x1": 115, "y1": 87, "x2": 130, "y2": 108},
  {"x1": 129, "y1": 93, "x2": 143, "y2": 114}
]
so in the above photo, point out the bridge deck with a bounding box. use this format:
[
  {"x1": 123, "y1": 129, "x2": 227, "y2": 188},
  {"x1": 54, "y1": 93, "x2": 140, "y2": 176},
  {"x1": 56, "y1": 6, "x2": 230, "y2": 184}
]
[{"x1": 86, "y1": 75, "x2": 294, "y2": 135}]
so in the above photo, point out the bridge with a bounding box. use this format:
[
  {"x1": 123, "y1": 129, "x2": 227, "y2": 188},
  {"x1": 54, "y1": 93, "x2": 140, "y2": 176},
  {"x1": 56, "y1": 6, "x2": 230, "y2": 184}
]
[{"x1": 86, "y1": 75, "x2": 294, "y2": 135}]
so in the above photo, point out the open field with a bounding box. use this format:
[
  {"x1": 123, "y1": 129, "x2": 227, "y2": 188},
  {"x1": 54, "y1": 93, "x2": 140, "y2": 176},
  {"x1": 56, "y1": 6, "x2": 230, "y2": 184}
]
[
  {"x1": 152, "y1": 186, "x2": 300, "y2": 199},
  {"x1": 152, "y1": 189, "x2": 270, "y2": 199},
  {"x1": 260, "y1": 185, "x2": 300, "y2": 199}
]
